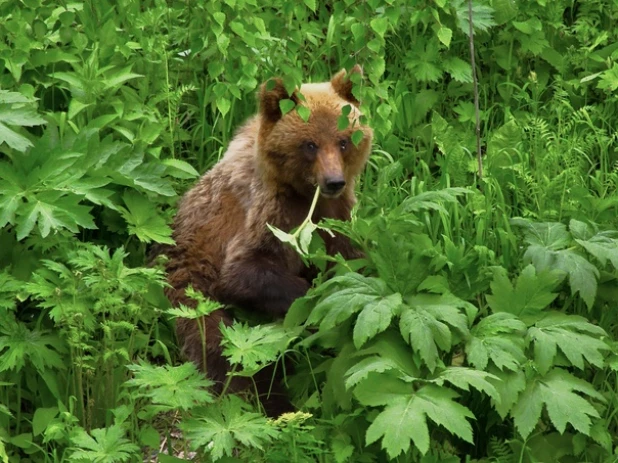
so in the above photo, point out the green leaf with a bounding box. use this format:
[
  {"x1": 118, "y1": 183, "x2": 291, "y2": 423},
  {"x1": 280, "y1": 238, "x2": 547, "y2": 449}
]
[
  {"x1": 432, "y1": 367, "x2": 500, "y2": 402},
  {"x1": 486, "y1": 265, "x2": 562, "y2": 322},
  {"x1": 575, "y1": 231, "x2": 618, "y2": 270},
  {"x1": 126, "y1": 361, "x2": 213, "y2": 410},
  {"x1": 279, "y1": 99, "x2": 296, "y2": 115},
  {"x1": 551, "y1": 250, "x2": 599, "y2": 310},
  {"x1": 351, "y1": 129, "x2": 364, "y2": 146},
  {"x1": 306, "y1": 273, "x2": 389, "y2": 331},
  {"x1": 303, "y1": 0, "x2": 316, "y2": 12},
  {"x1": 345, "y1": 356, "x2": 403, "y2": 389},
  {"x1": 453, "y1": 0, "x2": 496, "y2": 36},
  {"x1": 597, "y1": 64, "x2": 618, "y2": 91},
  {"x1": 364, "y1": 383, "x2": 474, "y2": 457},
  {"x1": 399, "y1": 293, "x2": 471, "y2": 372},
  {"x1": 466, "y1": 313, "x2": 527, "y2": 370},
  {"x1": 513, "y1": 220, "x2": 600, "y2": 309},
  {"x1": 68, "y1": 425, "x2": 139, "y2": 462},
  {"x1": 220, "y1": 323, "x2": 290, "y2": 372},
  {"x1": 217, "y1": 97, "x2": 231, "y2": 117},
  {"x1": 437, "y1": 26, "x2": 452, "y2": 47},
  {"x1": 511, "y1": 219, "x2": 571, "y2": 250},
  {"x1": 0, "y1": 323, "x2": 65, "y2": 373},
  {"x1": 443, "y1": 57, "x2": 473, "y2": 83},
  {"x1": 102, "y1": 65, "x2": 143, "y2": 89},
  {"x1": 0, "y1": 90, "x2": 47, "y2": 152},
  {"x1": 121, "y1": 191, "x2": 174, "y2": 244},
  {"x1": 181, "y1": 396, "x2": 278, "y2": 460},
  {"x1": 399, "y1": 188, "x2": 469, "y2": 215},
  {"x1": 162, "y1": 158, "x2": 200, "y2": 179},
  {"x1": 528, "y1": 312, "x2": 608, "y2": 374},
  {"x1": 297, "y1": 105, "x2": 311, "y2": 122},
  {"x1": 512, "y1": 369, "x2": 605, "y2": 439},
  {"x1": 490, "y1": 368, "x2": 526, "y2": 418},
  {"x1": 32, "y1": 407, "x2": 58, "y2": 437},
  {"x1": 370, "y1": 17, "x2": 388, "y2": 38},
  {"x1": 353, "y1": 293, "x2": 401, "y2": 348}
]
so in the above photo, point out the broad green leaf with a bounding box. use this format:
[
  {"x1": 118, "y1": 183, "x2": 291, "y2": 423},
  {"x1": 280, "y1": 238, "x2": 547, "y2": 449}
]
[
  {"x1": 279, "y1": 99, "x2": 295, "y2": 115},
  {"x1": 399, "y1": 188, "x2": 469, "y2": 214},
  {"x1": 162, "y1": 158, "x2": 200, "y2": 179},
  {"x1": 353, "y1": 292, "x2": 401, "y2": 348},
  {"x1": 453, "y1": 0, "x2": 496, "y2": 35},
  {"x1": 216, "y1": 97, "x2": 231, "y2": 117},
  {"x1": 432, "y1": 367, "x2": 500, "y2": 402},
  {"x1": 0, "y1": 90, "x2": 47, "y2": 152},
  {"x1": 0, "y1": 121, "x2": 34, "y2": 152},
  {"x1": 364, "y1": 383, "x2": 474, "y2": 457},
  {"x1": 126, "y1": 362, "x2": 213, "y2": 410},
  {"x1": 345, "y1": 356, "x2": 402, "y2": 389},
  {"x1": 121, "y1": 191, "x2": 174, "y2": 244},
  {"x1": 297, "y1": 105, "x2": 311, "y2": 122},
  {"x1": 303, "y1": 0, "x2": 316, "y2": 11},
  {"x1": 32, "y1": 407, "x2": 58, "y2": 437},
  {"x1": 511, "y1": 219, "x2": 571, "y2": 250},
  {"x1": 486, "y1": 265, "x2": 561, "y2": 322},
  {"x1": 548, "y1": 249, "x2": 599, "y2": 310},
  {"x1": 399, "y1": 293, "x2": 471, "y2": 372},
  {"x1": 512, "y1": 369, "x2": 605, "y2": 439},
  {"x1": 306, "y1": 273, "x2": 390, "y2": 331},
  {"x1": 598, "y1": 64, "x2": 618, "y2": 91},
  {"x1": 181, "y1": 396, "x2": 278, "y2": 460},
  {"x1": 443, "y1": 57, "x2": 472, "y2": 83},
  {"x1": 575, "y1": 229, "x2": 618, "y2": 270},
  {"x1": 0, "y1": 323, "x2": 65, "y2": 373},
  {"x1": 103, "y1": 65, "x2": 143, "y2": 89},
  {"x1": 68, "y1": 425, "x2": 139, "y2": 462},
  {"x1": 220, "y1": 323, "x2": 290, "y2": 372},
  {"x1": 370, "y1": 17, "x2": 388, "y2": 38},
  {"x1": 528, "y1": 312, "x2": 608, "y2": 374},
  {"x1": 489, "y1": 367, "x2": 526, "y2": 418},
  {"x1": 437, "y1": 26, "x2": 452, "y2": 47},
  {"x1": 466, "y1": 312, "x2": 526, "y2": 370}
]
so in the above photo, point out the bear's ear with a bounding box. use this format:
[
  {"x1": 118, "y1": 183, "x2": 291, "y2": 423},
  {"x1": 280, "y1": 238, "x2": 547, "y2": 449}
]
[
  {"x1": 259, "y1": 78, "x2": 298, "y2": 123},
  {"x1": 331, "y1": 64, "x2": 363, "y2": 106}
]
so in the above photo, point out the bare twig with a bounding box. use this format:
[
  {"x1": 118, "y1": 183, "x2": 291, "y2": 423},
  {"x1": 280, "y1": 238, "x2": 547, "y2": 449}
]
[{"x1": 468, "y1": 0, "x2": 483, "y2": 179}]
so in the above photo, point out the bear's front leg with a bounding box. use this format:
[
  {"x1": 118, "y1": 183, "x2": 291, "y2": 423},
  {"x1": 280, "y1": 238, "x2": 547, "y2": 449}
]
[{"x1": 217, "y1": 247, "x2": 310, "y2": 316}]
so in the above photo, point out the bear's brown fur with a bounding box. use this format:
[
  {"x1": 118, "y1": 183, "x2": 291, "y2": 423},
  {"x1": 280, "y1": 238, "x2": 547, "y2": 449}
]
[{"x1": 164, "y1": 66, "x2": 373, "y2": 415}]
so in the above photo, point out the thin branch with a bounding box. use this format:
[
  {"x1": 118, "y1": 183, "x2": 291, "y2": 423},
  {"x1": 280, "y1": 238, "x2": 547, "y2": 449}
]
[{"x1": 468, "y1": 0, "x2": 483, "y2": 179}]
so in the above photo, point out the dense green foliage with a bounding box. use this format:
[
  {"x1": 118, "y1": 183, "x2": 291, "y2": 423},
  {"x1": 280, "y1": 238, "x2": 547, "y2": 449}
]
[{"x1": 1, "y1": 0, "x2": 618, "y2": 461}]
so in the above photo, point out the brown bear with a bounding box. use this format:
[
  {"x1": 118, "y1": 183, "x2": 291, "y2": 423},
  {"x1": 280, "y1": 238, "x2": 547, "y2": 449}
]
[{"x1": 164, "y1": 65, "x2": 373, "y2": 416}]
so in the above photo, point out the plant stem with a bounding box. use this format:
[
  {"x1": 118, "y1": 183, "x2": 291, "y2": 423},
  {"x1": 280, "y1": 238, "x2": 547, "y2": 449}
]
[
  {"x1": 468, "y1": 0, "x2": 483, "y2": 179},
  {"x1": 293, "y1": 186, "x2": 321, "y2": 238}
]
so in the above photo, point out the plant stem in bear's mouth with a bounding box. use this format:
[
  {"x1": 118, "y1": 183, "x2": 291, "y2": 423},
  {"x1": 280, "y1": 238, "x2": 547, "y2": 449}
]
[{"x1": 292, "y1": 186, "x2": 321, "y2": 238}]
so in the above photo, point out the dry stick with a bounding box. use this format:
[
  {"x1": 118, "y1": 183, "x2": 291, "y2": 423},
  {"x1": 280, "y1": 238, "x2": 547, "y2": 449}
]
[{"x1": 468, "y1": 0, "x2": 483, "y2": 179}]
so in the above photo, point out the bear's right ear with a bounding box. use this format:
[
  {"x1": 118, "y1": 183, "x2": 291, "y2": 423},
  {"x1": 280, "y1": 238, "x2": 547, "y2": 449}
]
[
  {"x1": 331, "y1": 64, "x2": 363, "y2": 106},
  {"x1": 259, "y1": 78, "x2": 298, "y2": 123}
]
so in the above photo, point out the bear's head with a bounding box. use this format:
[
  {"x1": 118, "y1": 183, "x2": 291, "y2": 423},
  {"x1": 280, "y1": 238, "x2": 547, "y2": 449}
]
[{"x1": 257, "y1": 65, "x2": 373, "y2": 199}]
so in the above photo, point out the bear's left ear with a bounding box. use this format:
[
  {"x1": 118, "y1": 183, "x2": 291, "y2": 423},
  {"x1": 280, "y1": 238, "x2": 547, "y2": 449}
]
[
  {"x1": 259, "y1": 78, "x2": 299, "y2": 123},
  {"x1": 331, "y1": 64, "x2": 363, "y2": 106}
]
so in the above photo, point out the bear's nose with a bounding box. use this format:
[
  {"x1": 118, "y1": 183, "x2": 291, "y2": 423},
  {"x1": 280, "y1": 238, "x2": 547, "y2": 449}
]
[{"x1": 324, "y1": 178, "x2": 346, "y2": 193}]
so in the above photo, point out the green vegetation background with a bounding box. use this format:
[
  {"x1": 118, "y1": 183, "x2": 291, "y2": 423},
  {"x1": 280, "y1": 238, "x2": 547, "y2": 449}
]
[{"x1": 1, "y1": 0, "x2": 618, "y2": 461}]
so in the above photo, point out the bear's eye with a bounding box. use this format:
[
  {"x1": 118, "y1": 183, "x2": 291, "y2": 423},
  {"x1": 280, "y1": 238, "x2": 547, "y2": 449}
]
[
  {"x1": 304, "y1": 141, "x2": 318, "y2": 154},
  {"x1": 339, "y1": 139, "x2": 349, "y2": 151}
]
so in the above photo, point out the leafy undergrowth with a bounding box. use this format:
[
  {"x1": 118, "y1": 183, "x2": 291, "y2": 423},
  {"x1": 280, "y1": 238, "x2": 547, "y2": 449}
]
[{"x1": 2, "y1": 0, "x2": 618, "y2": 462}]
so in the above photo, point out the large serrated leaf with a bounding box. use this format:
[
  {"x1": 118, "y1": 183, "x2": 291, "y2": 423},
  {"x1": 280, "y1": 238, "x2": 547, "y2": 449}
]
[
  {"x1": 512, "y1": 369, "x2": 605, "y2": 439},
  {"x1": 486, "y1": 265, "x2": 562, "y2": 322},
  {"x1": 528, "y1": 312, "x2": 608, "y2": 374},
  {"x1": 364, "y1": 384, "x2": 473, "y2": 457},
  {"x1": 466, "y1": 313, "x2": 527, "y2": 370}
]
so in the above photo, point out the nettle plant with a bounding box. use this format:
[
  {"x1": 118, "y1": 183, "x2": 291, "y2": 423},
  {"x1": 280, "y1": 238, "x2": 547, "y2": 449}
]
[{"x1": 274, "y1": 188, "x2": 614, "y2": 460}]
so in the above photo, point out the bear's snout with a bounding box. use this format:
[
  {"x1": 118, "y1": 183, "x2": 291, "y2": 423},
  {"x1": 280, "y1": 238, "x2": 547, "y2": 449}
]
[{"x1": 322, "y1": 177, "x2": 346, "y2": 196}]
